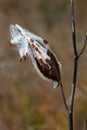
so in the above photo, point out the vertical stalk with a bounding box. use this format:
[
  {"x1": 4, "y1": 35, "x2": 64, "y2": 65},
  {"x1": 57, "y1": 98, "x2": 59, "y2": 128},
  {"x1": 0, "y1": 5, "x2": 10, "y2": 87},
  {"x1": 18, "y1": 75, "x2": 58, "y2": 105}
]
[
  {"x1": 60, "y1": 0, "x2": 87, "y2": 130},
  {"x1": 69, "y1": 0, "x2": 78, "y2": 130},
  {"x1": 69, "y1": 57, "x2": 78, "y2": 130},
  {"x1": 69, "y1": 112, "x2": 73, "y2": 130}
]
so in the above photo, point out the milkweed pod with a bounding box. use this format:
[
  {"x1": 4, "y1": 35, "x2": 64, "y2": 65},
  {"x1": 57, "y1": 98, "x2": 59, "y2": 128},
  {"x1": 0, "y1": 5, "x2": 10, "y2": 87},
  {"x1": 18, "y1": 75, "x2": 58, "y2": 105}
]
[{"x1": 9, "y1": 24, "x2": 62, "y2": 88}]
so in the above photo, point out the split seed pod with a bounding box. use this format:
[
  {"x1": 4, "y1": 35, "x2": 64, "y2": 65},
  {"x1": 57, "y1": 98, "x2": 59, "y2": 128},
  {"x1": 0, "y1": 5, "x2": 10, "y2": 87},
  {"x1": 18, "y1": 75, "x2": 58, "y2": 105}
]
[{"x1": 9, "y1": 24, "x2": 62, "y2": 88}]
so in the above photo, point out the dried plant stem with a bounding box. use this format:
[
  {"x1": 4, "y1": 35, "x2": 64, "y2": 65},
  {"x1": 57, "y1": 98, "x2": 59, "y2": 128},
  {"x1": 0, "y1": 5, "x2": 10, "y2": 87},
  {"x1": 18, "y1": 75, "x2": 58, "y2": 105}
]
[
  {"x1": 60, "y1": 82, "x2": 68, "y2": 112},
  {"x1": 68, "y1": 0, "x2": 87, "y2": 130},
  {"x1": 60, "y1": 0, "x2": 87, "y2": 130}
]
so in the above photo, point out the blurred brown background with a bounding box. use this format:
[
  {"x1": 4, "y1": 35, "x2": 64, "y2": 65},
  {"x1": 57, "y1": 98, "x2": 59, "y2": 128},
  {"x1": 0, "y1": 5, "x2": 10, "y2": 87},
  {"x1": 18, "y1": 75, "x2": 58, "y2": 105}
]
[{"x1": 0, "y1": 0, "x2": 87, "y2": 130}]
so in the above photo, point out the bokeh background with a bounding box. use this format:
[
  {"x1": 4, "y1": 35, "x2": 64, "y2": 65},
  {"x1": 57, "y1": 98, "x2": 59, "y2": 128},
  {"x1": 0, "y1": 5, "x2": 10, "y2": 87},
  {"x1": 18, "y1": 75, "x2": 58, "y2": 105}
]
[{"x1": 0, "y1": 0, "x2": 87, "y2": 130}]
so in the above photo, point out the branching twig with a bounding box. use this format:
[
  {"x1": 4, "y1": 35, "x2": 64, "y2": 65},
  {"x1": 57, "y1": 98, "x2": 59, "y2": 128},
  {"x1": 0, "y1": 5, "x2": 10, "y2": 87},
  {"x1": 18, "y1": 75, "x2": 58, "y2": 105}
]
[
  {"x1": 68, "y1": 1, "x2": 78, "y2": 130},
  {"x1": 67, "y1": 1, "x2": 87, "y2": 130},
  {"x1": 59, "y1": 2, "x2": 87, "y2": 130},
  {"x1": 78, "y1": 34, "x2": 87, "y2": 58}
]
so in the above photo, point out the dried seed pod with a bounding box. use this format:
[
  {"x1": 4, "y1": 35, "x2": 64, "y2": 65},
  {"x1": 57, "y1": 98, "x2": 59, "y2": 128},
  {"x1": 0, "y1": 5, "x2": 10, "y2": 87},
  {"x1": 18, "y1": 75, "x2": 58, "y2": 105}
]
[{"x1": 9, "y1": 24, "x2": 62, "y2": 88}]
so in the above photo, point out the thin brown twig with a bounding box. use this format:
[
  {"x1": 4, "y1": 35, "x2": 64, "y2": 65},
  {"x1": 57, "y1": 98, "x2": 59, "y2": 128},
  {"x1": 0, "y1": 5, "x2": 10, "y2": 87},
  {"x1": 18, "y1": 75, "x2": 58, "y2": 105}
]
[
  {"x1": 78, "y1": 34, "x2": 87, "y2": 58},
  {"x1": 60, "y1": 82, "x2": 69, "y2": 112}
]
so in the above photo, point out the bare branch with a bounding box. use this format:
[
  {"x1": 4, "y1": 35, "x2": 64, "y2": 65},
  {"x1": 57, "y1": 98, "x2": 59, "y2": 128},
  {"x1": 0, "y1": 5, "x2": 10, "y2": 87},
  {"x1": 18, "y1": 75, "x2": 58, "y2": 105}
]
[
  {"x1": 78, "y1": 34, "x2": 87, "y2": 58},
  {"x1": 69, "y1": 0, "x2": 78, "y2": 110},
  {"x1": 69, "y1": 0, "x2": 78, "y2": 130},
  {"x1": 71, "y1": 0, "x2": 78, "y2": 57},
  {"x1": 60, "y1": 1, "x2": 86, "y2": 130}
]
